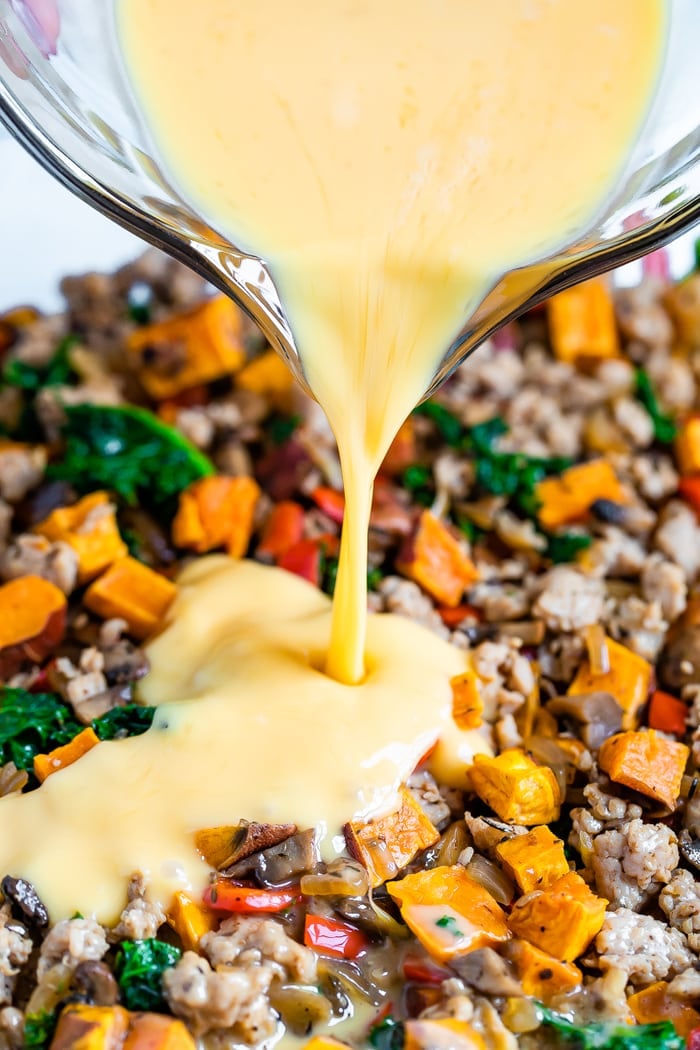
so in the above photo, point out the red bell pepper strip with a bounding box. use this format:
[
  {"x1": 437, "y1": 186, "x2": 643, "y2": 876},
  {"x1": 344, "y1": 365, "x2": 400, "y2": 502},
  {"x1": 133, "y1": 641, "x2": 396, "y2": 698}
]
[
  {"x1": 437, "y1": 604, "x2": 481, "y2": 629},
  {"x1": 648, "y1": 689, "x2": 687, "y2": 736},
  {"x1": 256, "y1": 501, "x2": 305, "y2": 560},
  {"x1": 688, "y1": 1028, "x2": 700, "y2": 1050},
  {"x1": 311, "y1": 486, "x2": 345, "y2": 524},
  {"x1": 679, "y1": 476, "x2": 700, "y2": 517},
  {"x1": 203, "y1": 881, "x2": 300, "y2": 913},
  {"x1": 278, "y1": 539, "x2": 322, "y2": 586},
  {"x1": 402, "y1": 951, "x2": 451, "y2": 985},
  {"x1": 304, "y1": 914, "x2": 368, "y2": 959}
]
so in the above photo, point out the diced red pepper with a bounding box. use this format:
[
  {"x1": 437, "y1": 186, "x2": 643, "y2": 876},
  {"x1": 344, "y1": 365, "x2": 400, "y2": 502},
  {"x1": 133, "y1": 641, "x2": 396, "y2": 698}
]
[
  {"x1": 203, "y1": 881, "x2": 300, "y2": 913},
  {"x1": 257, "y1": 501, "x2": 305, "y2": 560},
  {"x1": 648, "y1": 690, "x2": 687, "y2": 737},
  {"x1": 311, "y1": 486, "x2": 345, "y2": 524},
  {"x1": 402, "y1": 951, "x2": 452, "y2": 986},
  {"x1": 642, "y1": 248, "x2": 670, "y2": 283},
  {"x1": 303, "y1": 914, "x2": 368, "y2": 959},
  {"x1": 679, "y1": 476, "x2": 700, "y2": 517},
  {"x1": 688, "y1": 1028, "x2": 700, "y2": 1050},
  {"x1": 278, "y1": 539, "x2": 322, "y2": 586},
  {"x1": 437, "y1": 604, "x2": 481, "y2": 629}
]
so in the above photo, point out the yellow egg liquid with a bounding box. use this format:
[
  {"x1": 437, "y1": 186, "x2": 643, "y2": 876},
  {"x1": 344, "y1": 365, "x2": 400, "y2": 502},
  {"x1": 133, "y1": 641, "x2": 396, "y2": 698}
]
[{"x1": 0, "y1": 2, "x2": 666, "y2": 922}]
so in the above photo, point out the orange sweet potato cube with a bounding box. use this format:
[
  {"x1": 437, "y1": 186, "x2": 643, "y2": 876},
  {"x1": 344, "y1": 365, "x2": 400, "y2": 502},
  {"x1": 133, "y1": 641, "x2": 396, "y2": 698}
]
[
  {"x1": 345, "y1": 787, "x2": 439, "y2": 888},
  {"x1": 536, "y1": 459, "x2": 625, "y2": 530},
  {"x1": 470, "y1": 749, "x2": 561, "y2": 825},
  {"x1": 397, "y1": 510, "x2": 479, "y2": 607},
  {"x1": 450, "y1": 670, "x2": 484, "y2": 730},
  {"x1": 508, "y1": 871, "x2": 607, "y2": 962},
  {"x1": 167, "y1": 891, "x2": 216, "y2": 952},
  {"x1": 172, "y1": 475, "x2": 260, "y2": 558},
  {"x1": 598, "y1": 730, "x2": 689, "y2": 810},
  {"x1": 503, "y1": 939, "x2": 582, "y2": 1000},
  {"x1": 128, "y1": 295, "x2": 245, "y2": 400},
  {"x1": 568, "y1": 636, "x2": 652, "y2": 730},
  {"x1": 628, "y1": 981, "x2": 700, "y2": 1038},
  {"x1": 404, "y1": 1019, "x2": 486, "y2": 1050},
  {"x1": 676, "y1": 416, "x2": 700, "y2": 475},
  {"x1": 494, "y1": 826, "x2": 570, "y2": 894},
  {"x1": 388, "y1": 865, "x2": 509, "y2": 964},
  {"x1": 35, "y1": 491, "x2": 127, "y2": 582},
  {"x1": 547, "y1": 278, "x2": 619, "y2": 364},
  {"x1": 84, "y1": 557, "x2": 177, "y2": 640}
]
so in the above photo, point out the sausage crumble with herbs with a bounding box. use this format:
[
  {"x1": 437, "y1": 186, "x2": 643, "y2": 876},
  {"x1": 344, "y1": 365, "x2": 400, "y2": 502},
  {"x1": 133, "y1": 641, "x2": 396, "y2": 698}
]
[{"x1": 0, "y1": 250, "x2": 699, "y2": 1049}]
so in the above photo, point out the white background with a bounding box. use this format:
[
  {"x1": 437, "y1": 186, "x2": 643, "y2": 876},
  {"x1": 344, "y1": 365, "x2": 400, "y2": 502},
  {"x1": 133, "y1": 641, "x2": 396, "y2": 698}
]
[{"x1": 0, "y1": 132, "x2": 698, "y2": 313}]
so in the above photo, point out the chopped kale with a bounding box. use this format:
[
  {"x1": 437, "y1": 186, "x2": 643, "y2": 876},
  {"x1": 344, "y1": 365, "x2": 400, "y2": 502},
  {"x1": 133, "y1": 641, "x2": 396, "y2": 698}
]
[
  {"x1": 369, "y1": 1016, "x2": 405, "y2": 1050},
  {"x1": 24, "y1": 1009, "x2": 56, "y2": 1049},
  {"x1": 126, "y1": 282, "x2": 153, "y2": 326},
  {"x1": 48, "y1": 404, "x2": 214, "y2": 513},
  {"x1": 413, "y1": 400, "x2": 463, "y2": 446},
  {"x1": 635, "y1": 368, "x2": 677, "y2": 444},
  {"x1": 367, "y1": 567, "x2": 383, "y2": 591},
  {"x1": 539, "y1": 1006, "x2": 684, "y2": 1049},
  {"x1": 268, "y1": 413, "x2": 301, "y2": 446},
  {"x1": 321, "y1": 553, "x2": 339, "y2": 597},
  {"x1": 401, "y1": 463, "x2": 433, "y2": 507},
  {"x1": 115, "y1": 938, "x2": 181, "y2": 1012},
  {"x1": 0, "y1": 688, "x2": 154, "y2": 777},
  {"x1": 0, "y1": 690, "x2": 82, "y2": 772},
  {"x1": 545, "y1": 531, "x2": 593, "y2": 564},
  {"x1": 695, "y1": 236, "x2": 700, "y2": 272},
  {"x1": 2, "y1": 335, "x2": 78, "y2": 392},
  {"x1": 93, "y1": 705, "x2": 155, "y2": 741}
]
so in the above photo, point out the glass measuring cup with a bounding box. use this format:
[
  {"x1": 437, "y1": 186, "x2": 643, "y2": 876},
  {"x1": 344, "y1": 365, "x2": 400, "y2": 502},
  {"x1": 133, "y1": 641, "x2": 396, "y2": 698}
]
[{"x1": 1, "y1": 0, "x2": 700, "y2": 399}]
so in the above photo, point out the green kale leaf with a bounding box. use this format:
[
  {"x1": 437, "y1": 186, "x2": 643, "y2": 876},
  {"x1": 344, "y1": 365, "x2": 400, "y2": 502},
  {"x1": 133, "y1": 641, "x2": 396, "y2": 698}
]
[
  {"x1": 368, "y1": 1017, "x2": 405, "y2": 1050},
  {"x1": 92, "y1": 705, "x2": 155, "y2": 741},
  {"x1": 635, "y1": 368, "x2": 677, "y2": 444},
  {"x1": 48, "y1": 404, "x2": 214, "y2": 513},
  {"x1": 539, "y1": 1006, "x2": 684, "y2": 1049},
  {"x1": 2, "y1": 336, "x2": 78, "y2": 392},
  {"x1": 24, "y1": 1009, "x2": 57, "y2": 1049},
  {"x1": 115, "y1": 938, "x2": 181, "y2": 1012}
]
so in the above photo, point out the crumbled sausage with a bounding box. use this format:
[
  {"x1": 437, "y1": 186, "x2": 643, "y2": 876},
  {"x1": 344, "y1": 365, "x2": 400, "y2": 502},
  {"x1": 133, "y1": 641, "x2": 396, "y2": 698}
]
[
  {"x1": 0, "y1": 446, "x2": 45, "y2": 503},
  {"x1": 0, "y1": 905, "x2": 31, "y2": 1007},
  {"x1": 36, "y1": 918, "x2": 109, "y2": 980},
  {"x1": 591, "y1": 819, "x2": 678, "y2": 911},
  {"x1": 595, "y1": 908, "x2": 694, "y2": 985},
  {"x1": 660, "y1": 868, "x2": 700, "y2": 953},
  {"x1": 201, "y1": 916, "x2": 317, "y2": 985},
  {"x1": 111, "y1": 873, "x2": 165, "y2": 942},
  {"x1": 532, "y1": 567, "x2": 606, "y2": 632},
  {"x1": 0, "y1": 535, "x2": 78, "y2": 595}
]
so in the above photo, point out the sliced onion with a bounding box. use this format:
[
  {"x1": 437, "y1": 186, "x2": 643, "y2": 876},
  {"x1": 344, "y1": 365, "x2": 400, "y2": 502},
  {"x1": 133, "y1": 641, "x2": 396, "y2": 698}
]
[
  {"x1": 367, "y1": 890, "x2": 410, "y2": 940},
  {"x1": 525, "y1": 734, "x2": 570, "y2": 795},
  {"x1": 585, "y1": 623, "x2": 610, "y2": 676},
  {"x1": 466, "y1": 855, "x2": 515, "y2": 906},
  {"x1": 301, "y1": 860, "x2": 369, "y2": 897}
]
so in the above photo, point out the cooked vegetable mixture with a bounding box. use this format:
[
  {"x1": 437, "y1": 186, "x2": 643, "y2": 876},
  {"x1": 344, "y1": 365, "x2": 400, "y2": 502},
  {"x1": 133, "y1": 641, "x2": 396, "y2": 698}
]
[{"x1": 0, "y1": 252, "x2": 699, "y2": 1049}]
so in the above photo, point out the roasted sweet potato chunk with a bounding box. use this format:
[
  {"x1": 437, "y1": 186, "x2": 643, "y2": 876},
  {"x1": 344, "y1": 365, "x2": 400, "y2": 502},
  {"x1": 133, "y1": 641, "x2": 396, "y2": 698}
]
[
  {"x1": 345, "y1": 787, "x2": 439, "y2": 888},
  {"x1": 0, "y1": 574, "x2": 66, "y2": 678}
]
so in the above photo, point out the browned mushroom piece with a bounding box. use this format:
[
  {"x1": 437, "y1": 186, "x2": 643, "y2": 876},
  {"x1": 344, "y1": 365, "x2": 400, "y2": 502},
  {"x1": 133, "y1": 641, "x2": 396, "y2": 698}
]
[
  {"x1": 546, "y1": 691, "x2": 623, "y2": 750},
  {"x1": 71, "y1": 961, "x2": 119, "y2": 1006},
  {"x1": 1, "y1": 875, "x2": 48, "y2": 928},
  {"x1": 659, "y1": 624, "x2": 700, "y2": 691},
  {"x1": 450, "y1": 947, "x2": 521, "y2": 996},
  {"x1": 196, "y1": 821, "x2": 297, "y2": 871}
]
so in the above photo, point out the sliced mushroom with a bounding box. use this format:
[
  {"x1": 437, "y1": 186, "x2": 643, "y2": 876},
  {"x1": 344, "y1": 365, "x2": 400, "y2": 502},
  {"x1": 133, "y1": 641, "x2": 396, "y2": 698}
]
[
  {"x1": 196, "y1": 821, "x2": 297, "y2": 871},
  {"x1": 1, "y1": 875, "x2": 48, "y2": 927},
  {"x1": 450, "y1": 947, "x2": 521, "y2": 997},
  {"x1": 268, "y1": 984, "x2": 332, "y2": 1036},
  {"x1": 546, "y1": 691, "x2": 623, "y2": 750},
  {"x1": 659, "y1": 624, "x2": 700, "y2": 691},
  {"x1": 73, "y1": 684, "x2": 132, "y2": 725},
  {"x1": 223, "y1": 828, "x2": 320, "y2": 886},
  {"x1": 71, "y1": 961, "x2": 119, "y2": 1006},
  {"x1": 101, "y1": 639, "x2": 150, "y2": 686},
  {"x1": 679, "y1": 831, "x2": 700, "y2": 873}
]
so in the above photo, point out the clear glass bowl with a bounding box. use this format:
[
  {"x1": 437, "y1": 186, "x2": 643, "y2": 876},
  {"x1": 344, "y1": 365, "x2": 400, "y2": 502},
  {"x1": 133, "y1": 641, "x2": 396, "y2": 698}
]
[{"x1": 1, "y1": 0, "x2": 700, "y2": 397}]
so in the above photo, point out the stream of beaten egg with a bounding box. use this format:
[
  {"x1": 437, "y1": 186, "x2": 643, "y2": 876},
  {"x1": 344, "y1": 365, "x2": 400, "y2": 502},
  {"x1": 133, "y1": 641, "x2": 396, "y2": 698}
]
[{"x1": 0, "y1": 1, "x2": 667, "y2": 928}]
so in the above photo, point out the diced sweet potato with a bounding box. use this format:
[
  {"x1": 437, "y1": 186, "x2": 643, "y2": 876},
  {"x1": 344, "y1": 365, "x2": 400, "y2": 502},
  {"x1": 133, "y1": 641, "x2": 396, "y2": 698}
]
[
  {"x1": 128, "y1": 296, "x2": 245, "y2": 400},
  {"x1": 50, "y1": 1004, "x2": 130, "y2": 1050},
  {"x1": 0, "y1": 574, "x2": 66, "y2": 678},
  {"x1": 396, "y1": 510, "x2": 479, "y2": 607},
  {"x1": 301, "y1": 1039, "x2": 349, "y2": 1050},
  {"x1": 664, "y1": 272, "x2": 700, "y2": 349},
  {"x1": 403, "y1": 1018, "x2": 486, "y2": 1050},
  {"x1": 450, "y1": 670, "x2": 483, "y2": 730},
  {"x1": 494, "y1": 826, "x2": 569, "y2": 894},
  {"x1": 508, "y1": 871, "x2": 607, "y2": 962},
  {"x1": 676, "y1": 416, "x2": 700, "y2": 475},
  {"x1": 84, "y1": 557, "x2": 177, "y2": 640},
  {"x1": 236, "y1": 349, "x2": 293, "y2": 409},
  {"x1": 598, "y1": 730, "x2": 689, "y2": 810},
  {"x1": 194, "y1": 821, "x2": 296, "y2": 870},
  {"x1": 35, "y1": 491, "x2": 127, "y2": 583},
  {"x1": 388, "y1": 865, "x2": 509, "y2": 964},
  {"x1": 503, "y1": 939, "x2": 582, "y2": 1000},
  {"x1": 167, "y1": 891, "x2": 216, "y2": 952},
  {"x1": 628, "y1": 981, "x2": 700, "y2": 1038},
  {"x1": 34, "y1": 727, "x2": 100, "y2": 784},
  {"x1": 172, "y1": 475, "x2": 260, "y2": 558},
  {"x1": 381, "y1": 417, "x2": 417, "y2": 476},
  {"x1": 547, "y1": 277, "x2": 619, "y2": 364},
  {"x1": 345, "y1": 786, "x2": 439, "y2": 888},
  {"x1": 470, "y1": 749, "x2": 561, "y2": 825},
  {"x1": 123, "y1": 1011, "x2": 197, "y2": 1049},
  {"x1": 536, "y1": 459, "x2": 625, "y2": 530},
  {"x1": 568, "y1": 636, "x2": 652, "y2": 730}
]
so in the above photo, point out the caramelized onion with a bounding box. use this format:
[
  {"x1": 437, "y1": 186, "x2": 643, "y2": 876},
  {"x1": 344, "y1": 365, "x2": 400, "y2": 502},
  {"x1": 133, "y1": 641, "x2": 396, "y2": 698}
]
[
  {"x1": 465, "y1": 855, "x2": 515, "y2": 906},
  {"x1": 525, "y1": 734, "x2": 570, "y2": 796},
  {"x1": 301, "y1": 860, "x2": 369, "y2": 897},
  {"x1": 585, "y1": 623, "x2": 610, "y2": 676},
  {"x1": 436, "y1": 820, "x2": 470, "y2": 867}
]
